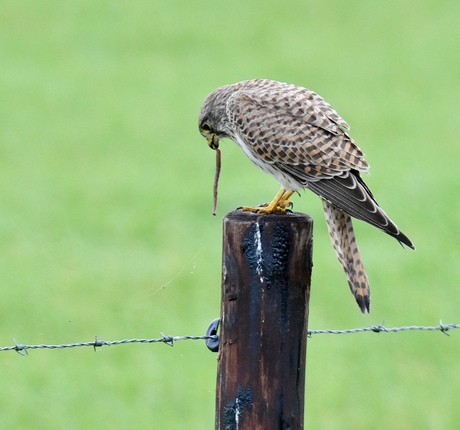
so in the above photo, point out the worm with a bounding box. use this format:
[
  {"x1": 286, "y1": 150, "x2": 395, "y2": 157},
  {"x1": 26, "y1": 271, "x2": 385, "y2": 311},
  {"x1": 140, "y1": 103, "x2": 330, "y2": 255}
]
[{"x1": 212, "y1": 148, "x2": 221, "y2": 216}]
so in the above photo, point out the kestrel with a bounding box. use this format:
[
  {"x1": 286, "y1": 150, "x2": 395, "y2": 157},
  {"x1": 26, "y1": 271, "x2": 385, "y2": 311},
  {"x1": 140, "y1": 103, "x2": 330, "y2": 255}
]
[{"x1": 198, "y1": 79, "x2": 414, "y2": 313}]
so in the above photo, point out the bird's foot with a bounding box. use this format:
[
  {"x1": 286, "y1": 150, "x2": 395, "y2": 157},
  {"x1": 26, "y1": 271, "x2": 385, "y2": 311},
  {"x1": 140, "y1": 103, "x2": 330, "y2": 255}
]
[
  {"x1": 240, "y1": 188, "x2": 295, "y2": 214},
  {"x1": 241, "y1": 198, "x2": 293, "y2": 214}
]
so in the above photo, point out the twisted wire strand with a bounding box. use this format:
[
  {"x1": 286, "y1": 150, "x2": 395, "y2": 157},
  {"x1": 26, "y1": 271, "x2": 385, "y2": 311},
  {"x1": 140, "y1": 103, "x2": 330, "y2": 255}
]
[{"x1": 2, "y1": 322, "x2": 458, "y2": 355}]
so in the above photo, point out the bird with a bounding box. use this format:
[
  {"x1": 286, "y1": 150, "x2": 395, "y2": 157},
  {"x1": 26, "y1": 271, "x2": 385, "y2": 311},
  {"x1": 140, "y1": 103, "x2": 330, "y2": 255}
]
[{"x1": 198, "y1": 79, "x2": 414, "y2": 313}]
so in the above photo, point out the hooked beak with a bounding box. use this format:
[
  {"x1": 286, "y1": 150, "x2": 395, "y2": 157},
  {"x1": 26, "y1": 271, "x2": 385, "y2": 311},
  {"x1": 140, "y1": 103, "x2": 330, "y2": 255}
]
[{"x1": 207, "y1": 134, "x2": 219, "y2": 150}]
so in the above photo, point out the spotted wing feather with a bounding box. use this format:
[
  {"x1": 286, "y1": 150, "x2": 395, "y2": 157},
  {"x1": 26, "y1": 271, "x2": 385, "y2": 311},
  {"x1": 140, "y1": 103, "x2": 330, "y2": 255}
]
[{"x1": 225, "y1": 85, "x2": 369, "y2": 181}]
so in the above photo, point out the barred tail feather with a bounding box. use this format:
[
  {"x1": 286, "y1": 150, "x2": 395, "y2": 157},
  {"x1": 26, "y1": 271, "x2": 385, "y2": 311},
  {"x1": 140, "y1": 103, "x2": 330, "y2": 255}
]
[{"x1": 322, "y1": 200, "x2": 370, "y2": 313}]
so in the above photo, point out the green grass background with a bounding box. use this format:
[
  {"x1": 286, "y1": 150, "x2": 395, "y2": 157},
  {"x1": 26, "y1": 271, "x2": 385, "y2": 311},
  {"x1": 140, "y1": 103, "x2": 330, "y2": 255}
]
[{"x1": 0, "y1": 1, "x2": 459, "y2": 428}]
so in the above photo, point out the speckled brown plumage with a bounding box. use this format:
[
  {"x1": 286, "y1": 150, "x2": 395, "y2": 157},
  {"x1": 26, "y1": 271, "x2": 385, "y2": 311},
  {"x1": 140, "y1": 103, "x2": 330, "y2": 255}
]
[{"x1": 198, "y1": 79, "x2": 415, "y2": 312}]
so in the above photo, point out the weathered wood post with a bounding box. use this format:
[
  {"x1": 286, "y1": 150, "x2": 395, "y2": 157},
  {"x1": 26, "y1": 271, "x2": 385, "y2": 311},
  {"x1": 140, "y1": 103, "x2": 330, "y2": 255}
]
[{"x1": 216, "y1": 210, "x2": 313, "y2": 430}]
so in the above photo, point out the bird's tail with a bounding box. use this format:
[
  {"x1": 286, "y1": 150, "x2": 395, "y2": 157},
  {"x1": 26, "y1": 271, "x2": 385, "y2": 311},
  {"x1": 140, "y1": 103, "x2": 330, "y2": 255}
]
[{"x1": 322, "y1": 200, "x2": 370, "y2": 313}]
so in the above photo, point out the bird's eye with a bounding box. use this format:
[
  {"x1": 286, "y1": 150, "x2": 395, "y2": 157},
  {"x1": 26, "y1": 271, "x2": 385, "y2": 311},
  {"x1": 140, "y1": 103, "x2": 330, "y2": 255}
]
[{"x1": 201, "y1": 122, "x2": 212, "y2": 133}]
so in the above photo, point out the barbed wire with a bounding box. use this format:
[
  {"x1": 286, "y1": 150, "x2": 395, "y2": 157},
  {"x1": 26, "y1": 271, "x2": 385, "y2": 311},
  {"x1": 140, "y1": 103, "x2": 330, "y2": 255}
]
[
  {"x1": 1, "y1": 321, "x2": 458, "y2": 356},
  {"x1": 307, "y1": 321, "x2": 460, "y2": 336},
  {"x1": 1, "y1": 334, "x2": 209, "y2": 356}
]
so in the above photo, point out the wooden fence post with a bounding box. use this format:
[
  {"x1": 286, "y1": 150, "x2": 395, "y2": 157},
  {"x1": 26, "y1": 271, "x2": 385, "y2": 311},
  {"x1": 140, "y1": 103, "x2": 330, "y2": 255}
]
[{"x1": 216, "y1": 210, "x2": 313, "y2": 430}]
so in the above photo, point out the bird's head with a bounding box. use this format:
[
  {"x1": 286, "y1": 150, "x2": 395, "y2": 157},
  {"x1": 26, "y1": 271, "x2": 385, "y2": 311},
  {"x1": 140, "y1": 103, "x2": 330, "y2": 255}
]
[{"x1": 198, "y1": 84, "x2": 237, "y2": 150}]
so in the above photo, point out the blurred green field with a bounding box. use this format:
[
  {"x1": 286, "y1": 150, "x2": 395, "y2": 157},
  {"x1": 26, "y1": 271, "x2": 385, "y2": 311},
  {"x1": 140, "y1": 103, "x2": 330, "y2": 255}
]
[{"x1": 0, "y1": 1, "x2": 459, "y2": 428}]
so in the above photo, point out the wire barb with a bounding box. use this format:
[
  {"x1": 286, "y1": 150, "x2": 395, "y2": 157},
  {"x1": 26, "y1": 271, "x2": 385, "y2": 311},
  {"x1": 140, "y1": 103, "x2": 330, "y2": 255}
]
[
  {"x1": 439, "y1": 320, "x2": 450, "y2": 336},
  {"x1": 160, "y1": 333, "x2": 175, "y2": 347},
  {"x1": 12, "y1": 338, "x2": 28, "y2": 356},
  {"x1": 370, "y1": 322, "x2": 388, "y2": 333},
  {"x1": 93, "y1": 336, "x2": 105, "y2": 351}
]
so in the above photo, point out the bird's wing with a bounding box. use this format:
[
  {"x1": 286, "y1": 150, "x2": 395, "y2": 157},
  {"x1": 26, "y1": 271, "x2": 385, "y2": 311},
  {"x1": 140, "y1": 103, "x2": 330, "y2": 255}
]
[
  {"x1": 308, "y1": 172, "x2": 414, "y2": 249},
  {"x1": 226, "y1": 87, "x2": 415, "y2": 250},
  {"x1": 226, "y1": 88, "x2": 369, "y2": 182}
]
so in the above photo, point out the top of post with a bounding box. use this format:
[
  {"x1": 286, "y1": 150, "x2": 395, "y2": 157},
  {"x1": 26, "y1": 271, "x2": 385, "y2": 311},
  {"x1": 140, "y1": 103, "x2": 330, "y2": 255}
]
[{"x1": 224, "y1": 210, "x2": 313, "y2": 225}]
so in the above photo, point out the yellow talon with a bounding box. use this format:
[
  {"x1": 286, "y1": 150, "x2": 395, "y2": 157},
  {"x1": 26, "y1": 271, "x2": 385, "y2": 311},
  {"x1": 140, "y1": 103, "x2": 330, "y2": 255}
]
[{"x1": 242, "y1": 189, "x2": 294, "y2": 214}]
